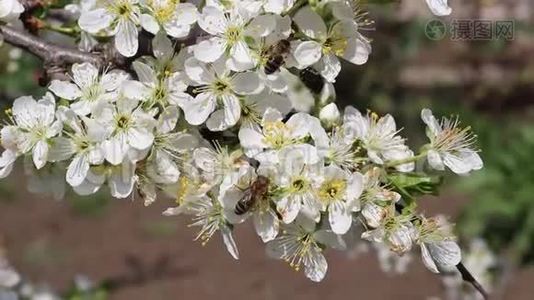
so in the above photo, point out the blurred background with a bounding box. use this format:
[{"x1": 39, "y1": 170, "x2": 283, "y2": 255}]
[{"x1": 1, "y1": 0, "x2": 534, "y2": 299}]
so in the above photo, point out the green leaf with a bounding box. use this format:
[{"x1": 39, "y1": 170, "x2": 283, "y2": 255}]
[{"x1": 387, "y1": 173, "x2": 443, "y2": 197}]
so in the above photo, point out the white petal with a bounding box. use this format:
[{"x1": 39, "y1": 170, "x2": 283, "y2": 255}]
[
  {"x1": 317, "y1": 54, "x2": 341, "y2": 83},
  {"x1": 294, "y1": 41, "x2": 322, "y2": 67},
  {"x1": 174, "y1": 3, "x2": 198, "y2": 25},
  {"x1": 122, "y1": 80, "x2": 151, "y2": 101},
  {"x1": 245, "y1": 14, "x2": 276, "y2": 37},
  {"x1": 342, "y1": 37, "x2": 370, "y2": 65},
  {"x1": 132, "y1": 61, "x2": 157, "y2": 84},
  {"x1": 319, "y1": 103, "x2": 341, "y2": 125},
  {"x1": 421, "y1": 108, "x2": 441, "y2": 137},
  {"x1": 152, "y1": 31, "x2": 174, "y2": 61},
  {"x1": 72, "y1": 62, "x2": 99, "y2": 89},
  {"x1": 443, "y1": 152, "x2": 476, "y2": 174},
  {"x1": 427, "y1": 149, "x2": 445, "y2": 170},
  {"x1": 253, "y1": 209, "x2": 279, "y2": 242},
  {"x1": 222, "y1": 94, "x2": 241, "y2": 126},
  {"x1": 12, "y1": 96, "x2": 38, "y2": 128},
  {"x1": 198, "y1": 6, "x2": 226, "y2": 35},
  {"x1": 329, "y1": 202, "x2": 352, "y2": 234},
  {"x1": 103, "y1": 134, "x2": 129, "y2": 165},
  {"x1": 66, "y1": 155, "x2": 90, "y2": 186},
  {"x1": 0, "y1": 150, "x2": 16, "y2": 178},
  {"x1": 230, "y1": 40, "x2": 254, "y2": 65},
  {"x1": 425, "y1": 0, "x2": 452, "y2": 16},
  {"x1": 115, "y1": 19, "x2": 139, "y2": 57},
  {"x1": 193, "y1": 38, "x2": 226, "y2": 63},
  {"x1": 32, "y1": 140, "x2": 49, "y2": 169},
  {"x1": 157, "y1": 106, "x2": 179, "y2": 133},
  {"x1": 182, "y1": 93, "x2": 216, "y2": 125},
  {"x1": 422, "y1": 241, "x2": 461, "y2": 273},
  {"x1": 78, "y1": 9, "x2": 114, "y2": 33},
  {"x1": 49, "y1": 80, "x2": 82, "y2": 100},
  {"x1": 184, "y1": 57, "x2": 216, "y2": 85},
  {"x1": 277, "y1": 195, "x2": 301, "y2": 224},
  {"x1": 140, "y1": 13, "x2": 160, "y2": 35},
  {"x1": 238, "y1": 127, "x2": 267, "y2": 149},
  {"x1": 221, "y1": 225, "x2": 240, "y2": 260},
  {"x1": 127, "y1": 127, "x2": 154, "y2": 150},
  {"x1": 293, "y1": 6, "x2": 327, "y2": 39},
  {"x1": 206, "y1": 109, "x2": 228, "y2": 131},
  {"x1": 304, "y1": 249, "x2": 328, "y2": 282},
  {"x1": 48, "y1": 137, "x2": 75, "y2": 161},
  {"x1": 231, "y1": 72, "x2": 263, "y2": 95}
]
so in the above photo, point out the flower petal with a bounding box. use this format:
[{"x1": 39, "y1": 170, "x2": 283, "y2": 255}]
[
  {"x1": 294, "y1": 41, "x2": 322, "y2": 67},
  {"x1": 253, "y1": 209, "x2": 279, "y2": 242},
  {"x1": 425, "y1": 0, "x2": 452, "y2": 16},
  {"x1": 78, "y1": 8, "x2": 113, "y2": 33},
  {"x1": 329, "y1": 201, "x2": 352, "y2": 234},
  {"x1": 66, "y1": 155, "x2": 90, "y2": 186},
  {"x1": 49, "y1": 80, "x2": 82, "y2": 100},
  {"x1": 231, "y1": 72, "x2": 263, "y2": 95},
  {"x1": 293, "y1": 6, "x2": 327, "y2": 39},
  {"x1": 115, "y1": 19, "x2": 139, "y2": 57}
]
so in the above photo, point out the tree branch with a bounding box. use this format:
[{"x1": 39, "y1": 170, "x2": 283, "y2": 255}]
[{"x1": 0, "y1": 25, "x2": 103, "y2": 66}]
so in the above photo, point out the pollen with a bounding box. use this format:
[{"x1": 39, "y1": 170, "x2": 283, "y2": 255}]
[
  {"x1": 224, "y1": 26, "x2": 242, "y2": 45},
  {"x1": 262, "y1": 121, "x2": 291, "y2": 149},
  {"x1": 318, "y1": 179, "x2": 347, "y2": 204},
  {"x1": 322, "y1": 36, "x2": 348, "y2": 57}
]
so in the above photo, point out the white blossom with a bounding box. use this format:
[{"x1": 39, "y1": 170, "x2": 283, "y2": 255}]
[
  {"x1": 49, "y1": 63, "x2": 128, "y2": 116},
  {"x1": 140, "y1": 0, "x2": 198, "y2": 38},
  {"x1": 179, "y1": 57, "x2": 263, "y2": 131},
  {"x1": 78, "y1": 0, "x2": 141, "y2": 57},
  {"x1": 421, "y1": 108, "x2": 483, "y2": 175},
  {"x1": 293, "y1": 6, "x2": 371, "y2": 82},
  {"x1": 267, "y1": 215, "x2": 345, "y2": 282},
  {"x1": 8, "y1": 93, "x2": 62, "y2": 169}
]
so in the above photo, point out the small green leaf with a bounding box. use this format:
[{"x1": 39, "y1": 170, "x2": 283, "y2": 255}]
[{"x1": 387, "y1": 173, "x2": 443, "y2": 197}]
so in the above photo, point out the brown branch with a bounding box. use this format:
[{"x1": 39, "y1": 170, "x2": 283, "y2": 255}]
[{"x1": 0, "y1": 25, "x2": 103, "y2": 66}]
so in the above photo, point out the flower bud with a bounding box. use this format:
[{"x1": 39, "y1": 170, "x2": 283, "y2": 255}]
[{"x1": 319, "y1": 103, "x2": 341, "y2": 127}]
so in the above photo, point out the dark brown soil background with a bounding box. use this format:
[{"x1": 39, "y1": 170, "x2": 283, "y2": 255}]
[{"x1": 1, "y1": 171, "x2": 533, "y2": 300}]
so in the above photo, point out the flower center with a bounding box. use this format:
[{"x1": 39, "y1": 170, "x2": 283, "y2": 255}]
[
  {"x1": 109, "y1": 1, "x2": 134, "y2": 17},
  {"x1": 115, "y1": 114, "x2": 131, "y2": 130},
  {"x1": 318, "y1": 179, "x2": 347, "y2": 204},
  {"x1": 152, "y1": 1, "x2": 177, "y2": 23},
  {"x1": 211, "y1": 79, "x2": 230, "y2": 96},
  {"x1": 224, "y1": 26, "x2": 242, "y2": 46},
  {"x1": 290, "y1": 177, "x2": 308, "y2": 193},
  {"x1": 83, "y1": 83, "x2": 103, "y2": 102},
  {"x1": 323, "y1": 36, "x2": 348, "y2": 57},
  {"x1": 262, "y1": 121, "x2": 292, "y2": 149}
]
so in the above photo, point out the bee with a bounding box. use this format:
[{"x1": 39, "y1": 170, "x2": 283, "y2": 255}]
[
  {"x1": 234, "y1": 175, "x2": 270, "y2": 215},
  {"x1": 299, "y1": 67, "x2": 324, "y2": 94},
  {"x1": 263, "y1": 39, "x2": 291, "y2": 75}
]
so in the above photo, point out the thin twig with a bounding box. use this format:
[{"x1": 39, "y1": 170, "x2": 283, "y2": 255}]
[
  {"x1": 456, "y1": 262, "x2": 489, "y2": 299},
  {"x1": 393, "y1": 203, "x2": 489, "y2": 299}
]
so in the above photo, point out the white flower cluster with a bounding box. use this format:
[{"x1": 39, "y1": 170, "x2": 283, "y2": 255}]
[{"x1": 0, "y1": 0, "x2": 478, "y2": 284}]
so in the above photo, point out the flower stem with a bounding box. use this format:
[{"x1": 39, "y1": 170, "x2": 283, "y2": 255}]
[
  {"x1": 385, "y1": 150, "x2": 428, "y2": 168},
  {"x1": 44, "y1": 23, "x2": 79, "y2": 37}
]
